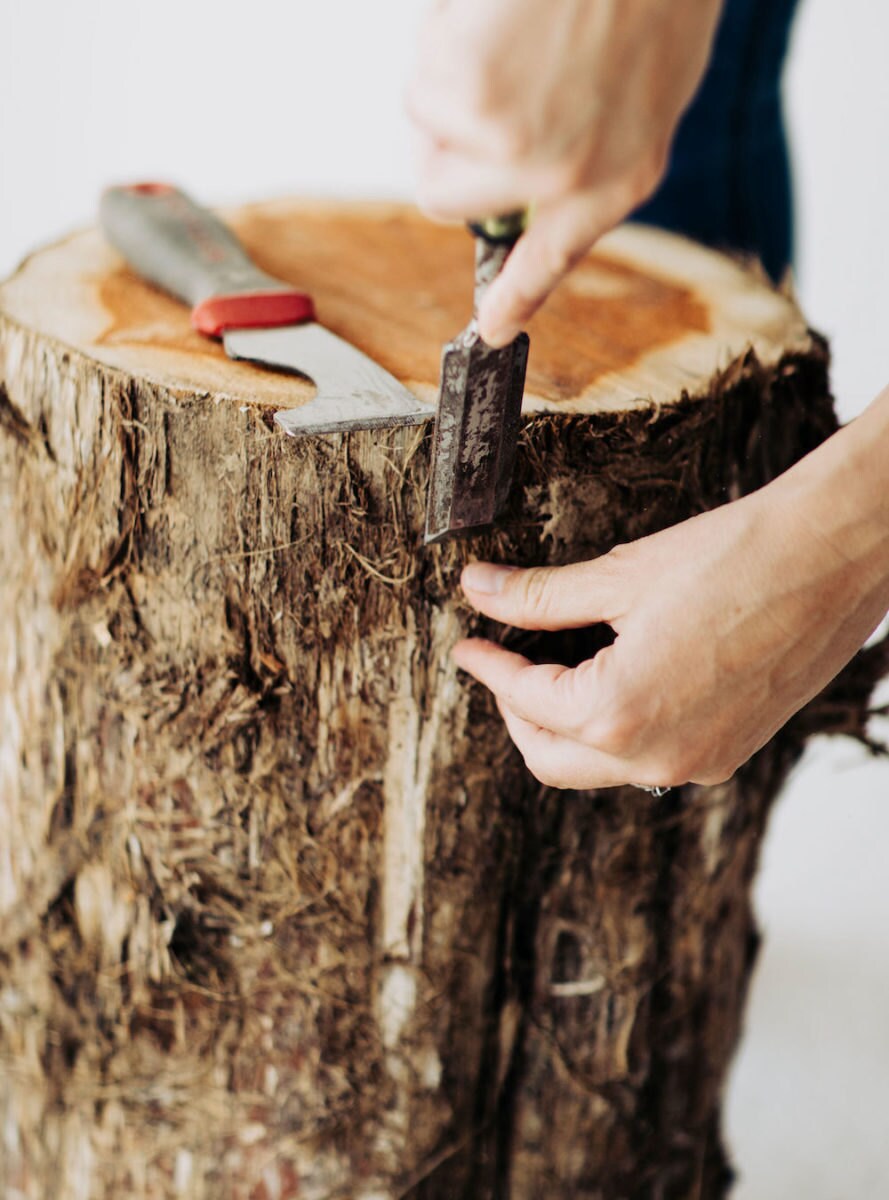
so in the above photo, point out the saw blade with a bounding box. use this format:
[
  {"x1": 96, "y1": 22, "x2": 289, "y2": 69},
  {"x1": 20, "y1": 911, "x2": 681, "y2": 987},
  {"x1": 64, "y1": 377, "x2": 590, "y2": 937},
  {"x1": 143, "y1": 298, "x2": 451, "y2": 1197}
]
[{"x1": 223, "y1": 324, "x2": 432, "y2": 436}]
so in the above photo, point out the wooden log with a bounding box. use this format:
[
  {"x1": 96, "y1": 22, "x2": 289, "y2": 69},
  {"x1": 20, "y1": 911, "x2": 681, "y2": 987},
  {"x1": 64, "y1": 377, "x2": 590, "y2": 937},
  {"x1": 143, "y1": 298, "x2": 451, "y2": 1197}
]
[{"x1": 0, "y1": 200, "x2": 883, "y2": 1200}]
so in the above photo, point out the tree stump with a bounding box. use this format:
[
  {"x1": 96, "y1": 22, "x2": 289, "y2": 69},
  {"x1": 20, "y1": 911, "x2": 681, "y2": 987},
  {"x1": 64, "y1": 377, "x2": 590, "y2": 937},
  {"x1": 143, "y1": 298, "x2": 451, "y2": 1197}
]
[{"x1": 0, "y1": 200, "x2": 884, "y2": 1200}]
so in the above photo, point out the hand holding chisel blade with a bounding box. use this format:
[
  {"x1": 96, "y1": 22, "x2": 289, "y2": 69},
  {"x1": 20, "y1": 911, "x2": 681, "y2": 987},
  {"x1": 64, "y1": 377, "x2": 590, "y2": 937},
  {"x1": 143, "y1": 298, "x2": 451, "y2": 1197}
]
[{"x1": 425, "y1": 213, "x2": 530, "y2": 544}]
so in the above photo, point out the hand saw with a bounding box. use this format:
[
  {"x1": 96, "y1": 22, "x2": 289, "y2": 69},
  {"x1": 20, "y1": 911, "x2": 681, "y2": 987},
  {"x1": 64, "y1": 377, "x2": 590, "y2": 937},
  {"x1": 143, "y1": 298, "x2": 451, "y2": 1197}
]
[{"x1": 99, "y1": 183, "x2": 430, "y2": 436}]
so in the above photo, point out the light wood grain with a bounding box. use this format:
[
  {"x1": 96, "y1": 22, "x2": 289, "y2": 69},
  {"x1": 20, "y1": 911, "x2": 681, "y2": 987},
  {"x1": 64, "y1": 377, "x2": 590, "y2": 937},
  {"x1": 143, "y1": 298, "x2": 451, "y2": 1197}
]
[{"x1": 0, "y1": 200, "x2": 810, "y2": 418}]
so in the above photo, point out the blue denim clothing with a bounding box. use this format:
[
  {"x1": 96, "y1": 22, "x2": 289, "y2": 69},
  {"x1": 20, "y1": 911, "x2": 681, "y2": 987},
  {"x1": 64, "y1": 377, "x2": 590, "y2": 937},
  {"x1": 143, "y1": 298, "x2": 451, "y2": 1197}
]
[{"x1": 632, "y1": 0, "x2": 801, "y2": 281}]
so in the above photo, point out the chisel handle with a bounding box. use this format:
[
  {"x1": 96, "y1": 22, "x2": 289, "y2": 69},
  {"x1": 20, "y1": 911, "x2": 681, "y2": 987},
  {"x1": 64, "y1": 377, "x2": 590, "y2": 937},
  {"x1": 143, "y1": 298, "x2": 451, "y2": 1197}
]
[
  {"x1": 467, "y1": 210, "x2": 529, "y2": 313},
  {"x1": 100, "y1": 182, "x2": 315, "y2": 336}
]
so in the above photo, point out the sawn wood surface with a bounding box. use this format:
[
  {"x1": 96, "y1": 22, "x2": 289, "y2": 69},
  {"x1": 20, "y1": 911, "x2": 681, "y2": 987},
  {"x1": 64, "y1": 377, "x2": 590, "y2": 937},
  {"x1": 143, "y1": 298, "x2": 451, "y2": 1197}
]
[{"x1": 1, "y1": 199, "x2": 809, "y2": 417}]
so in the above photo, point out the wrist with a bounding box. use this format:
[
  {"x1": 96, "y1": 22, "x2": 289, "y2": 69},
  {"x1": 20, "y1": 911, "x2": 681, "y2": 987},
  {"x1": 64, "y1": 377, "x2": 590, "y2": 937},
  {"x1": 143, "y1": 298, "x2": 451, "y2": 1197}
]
[{"x1": 768, "y1": 385, "x2": 889, "y2": 592}]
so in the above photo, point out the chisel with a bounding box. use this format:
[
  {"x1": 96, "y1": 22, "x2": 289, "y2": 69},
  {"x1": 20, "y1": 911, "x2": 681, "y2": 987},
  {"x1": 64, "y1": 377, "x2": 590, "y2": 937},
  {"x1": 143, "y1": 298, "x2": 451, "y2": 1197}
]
[{"x1": 424, "y1": 212, "x2": 530, "y2": 544}]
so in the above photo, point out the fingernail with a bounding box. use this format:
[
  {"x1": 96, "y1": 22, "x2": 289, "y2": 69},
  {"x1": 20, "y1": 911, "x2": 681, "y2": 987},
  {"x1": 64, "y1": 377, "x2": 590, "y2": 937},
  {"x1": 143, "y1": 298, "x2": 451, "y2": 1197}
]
[
  {"x1": 479, "y1": 322, "x2": 515, "y2": 350},
  {"x1": 478, "y1": 308, "x2": 517, "y2": 349},
  {"x1": 462, "y1": 563, "x2": 516, "y2": 595},
  {"x1": 478, "y1": 291, "x2": 516, "y2": 349}
]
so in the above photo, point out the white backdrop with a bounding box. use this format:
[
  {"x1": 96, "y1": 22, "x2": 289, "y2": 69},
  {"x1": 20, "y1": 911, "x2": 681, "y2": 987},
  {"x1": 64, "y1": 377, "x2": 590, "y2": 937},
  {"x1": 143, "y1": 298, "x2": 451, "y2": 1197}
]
[{"x1": 1, "y1": 2, "x2": 887, "y2": 1195}]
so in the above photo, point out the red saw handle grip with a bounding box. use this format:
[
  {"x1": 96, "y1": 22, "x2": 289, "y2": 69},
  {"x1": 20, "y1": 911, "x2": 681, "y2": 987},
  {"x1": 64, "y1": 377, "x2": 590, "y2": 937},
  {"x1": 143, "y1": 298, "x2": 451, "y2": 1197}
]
[{"x1": 99, "y1": 182, "x2": 316, "y2": 336}]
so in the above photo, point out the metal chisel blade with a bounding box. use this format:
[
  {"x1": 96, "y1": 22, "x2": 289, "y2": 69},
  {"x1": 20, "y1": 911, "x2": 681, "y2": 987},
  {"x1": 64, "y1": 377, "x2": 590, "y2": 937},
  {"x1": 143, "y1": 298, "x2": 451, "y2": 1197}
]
[
  {"x1": 224, "y1": 323, "x2": 432, "y2": 436},
  {"x1": 425, "y1": 328, "x2": 528, "y2": 543},
  {"x1": 424, "y1": 223, "x2": 530, "y2": 545}
]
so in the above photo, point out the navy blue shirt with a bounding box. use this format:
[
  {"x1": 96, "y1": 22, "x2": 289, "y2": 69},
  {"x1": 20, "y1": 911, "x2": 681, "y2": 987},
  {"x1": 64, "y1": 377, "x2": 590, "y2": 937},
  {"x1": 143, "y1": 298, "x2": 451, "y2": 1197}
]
[{"x1": 633, "y1": 0, "x2": 800, "y2": 281}]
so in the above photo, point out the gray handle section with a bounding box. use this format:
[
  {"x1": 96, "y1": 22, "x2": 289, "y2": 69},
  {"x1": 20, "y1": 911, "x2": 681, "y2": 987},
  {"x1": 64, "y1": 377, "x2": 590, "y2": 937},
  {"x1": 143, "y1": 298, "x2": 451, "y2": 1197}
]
[{"x1": 99, "y1": 184, "x2": 287, "y2": 308}]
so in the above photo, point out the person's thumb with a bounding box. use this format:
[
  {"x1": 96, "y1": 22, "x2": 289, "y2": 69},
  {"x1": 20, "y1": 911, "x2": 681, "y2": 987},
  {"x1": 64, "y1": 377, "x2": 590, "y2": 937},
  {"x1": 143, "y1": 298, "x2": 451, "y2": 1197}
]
[
  {"x1": 477, "y1": 192, "x2": 617, "y2": 348},
  {"x1": 460, "y1": 558, "x2": 621, "y2": 631}
]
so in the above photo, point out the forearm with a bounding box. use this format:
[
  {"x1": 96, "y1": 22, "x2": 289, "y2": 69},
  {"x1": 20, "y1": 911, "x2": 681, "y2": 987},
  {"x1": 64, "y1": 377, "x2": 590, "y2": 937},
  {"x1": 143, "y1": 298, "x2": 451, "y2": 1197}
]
[{"x1": 771, "y1": 385, "x2": 889, "y2": 601}]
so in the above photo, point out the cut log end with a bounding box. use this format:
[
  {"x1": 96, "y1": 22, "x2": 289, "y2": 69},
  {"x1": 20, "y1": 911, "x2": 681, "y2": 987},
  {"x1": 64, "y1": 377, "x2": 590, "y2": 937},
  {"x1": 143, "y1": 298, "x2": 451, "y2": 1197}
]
[{"x1": 2, "y1": 200, "x2": 810, "y2": 419}]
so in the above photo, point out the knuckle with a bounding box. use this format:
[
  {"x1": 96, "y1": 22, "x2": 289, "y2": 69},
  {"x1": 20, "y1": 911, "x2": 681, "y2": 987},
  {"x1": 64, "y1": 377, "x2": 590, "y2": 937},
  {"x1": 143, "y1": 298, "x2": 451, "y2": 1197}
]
[
  {"x1": 627, "y1": 146, "x2": 669, "y2": 207},
  {"x1": 537, "y1": 231, "x2": 582, "y2": 284},
  {"x1": 593, "y1": 542, "x2": 632, "y2": 587},
  {"x1": 514, "y1": 568, "x2": 558, "y2": 621},
  {"x1": 603, "y1": 540, "x2": 633, "y2": 569},
  {"x1": 462, "y1": 55, "x2": 501, "y2": 119},
  {"x1": 585, "y1": 709, "x2": 640, "y2": 758},
  {"x1": 521, "y1": 747, "x2": 552, "y2": 785},
  {"x1": 691, "y1": 759, "x2": 739, "y2": 787},
  {"x1": 518, "y1": 735, "x2": 571, "y2": 790},
  {"x1": 472, "y1": 118, "x2": 531, "y2": 167},
  {"x1": 551, "y1": 149, "x2": 593, "y2": 195},
  {"x1": 415, "y1": 183, "x2": 448, "y2": 220},
  {"x1": 661, "y1": 753, "x2": 696, "y2": 785},
  {"x1": 468, "y1": 93, "x2": 532, "y2": 162},
  {"x1": 658, "y1": 747, "x2": 726, "y2": 788},
  {"x1": 495, "y1": 121, "x2": 533, "y2": 163},
  {"x1": 681, "y1": 733, "x2": 747, "y2": 786},
  {"x1": 535, "y1": 156, "x2": 578, "y2": 198},
  {"x1": 532, "y1": 764, "x2": 570, "y2": 790}
]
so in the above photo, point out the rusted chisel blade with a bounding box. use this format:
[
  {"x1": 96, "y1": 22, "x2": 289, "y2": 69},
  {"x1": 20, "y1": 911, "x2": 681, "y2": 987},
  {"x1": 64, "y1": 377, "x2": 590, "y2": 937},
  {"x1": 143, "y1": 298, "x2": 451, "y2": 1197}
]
[
  {"x1": 425, "y1": 329, "x2": 529, "y2": 543},
  {"x1": 424, "y1": 218, "x2": 530, "y2": 544}
]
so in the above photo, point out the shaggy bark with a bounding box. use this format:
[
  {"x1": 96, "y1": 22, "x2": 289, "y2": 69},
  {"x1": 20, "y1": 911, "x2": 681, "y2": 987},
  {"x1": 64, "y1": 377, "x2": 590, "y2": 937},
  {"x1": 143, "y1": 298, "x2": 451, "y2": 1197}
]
[{"x1": 0, "y1": 203, "x2": 884, "y2": 1200}]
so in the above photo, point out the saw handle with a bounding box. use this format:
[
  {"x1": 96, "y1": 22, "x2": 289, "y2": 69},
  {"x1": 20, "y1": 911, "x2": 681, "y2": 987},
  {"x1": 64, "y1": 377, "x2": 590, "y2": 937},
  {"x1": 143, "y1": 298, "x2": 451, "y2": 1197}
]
[{"x1": 99, "y1": 182, "x2": 315, "y2": 336}]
